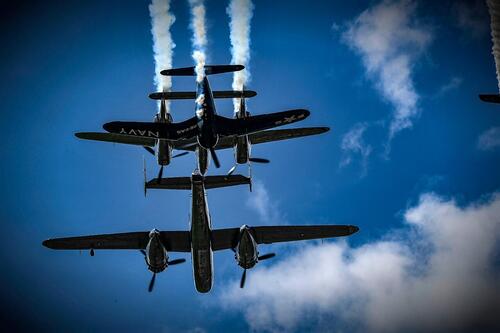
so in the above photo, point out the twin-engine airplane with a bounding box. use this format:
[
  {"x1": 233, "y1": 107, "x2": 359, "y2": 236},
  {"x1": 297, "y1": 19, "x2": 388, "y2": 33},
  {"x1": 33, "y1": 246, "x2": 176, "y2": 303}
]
[
  {"x1": 43, "y1": 172, "x2": 359, "y2": 293},
  {"x1": 75, "y1": 65, "x2": 328, "y2": 177}
]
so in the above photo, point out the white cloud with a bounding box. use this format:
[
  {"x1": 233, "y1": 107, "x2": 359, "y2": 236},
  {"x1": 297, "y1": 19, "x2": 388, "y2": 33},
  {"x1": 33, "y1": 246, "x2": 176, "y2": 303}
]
[
  {"x1": 436, "y1": 77, "x2": 463, "y2": 96},
  {"x1": 343, "y1": 0, "x2": 432, "y2": 140},
  {"x1": 340, "y1": 122, "x2": 372, "y2": 176},
  {"x1": 246, "y1": 180, "x2": 282, "y2": 224},
  {"x1": 478, "y1": 127, "x2": 500, "y2": 151},
  {"x1": 220, "y1": 192, "x2": 500, "y2": 333}
]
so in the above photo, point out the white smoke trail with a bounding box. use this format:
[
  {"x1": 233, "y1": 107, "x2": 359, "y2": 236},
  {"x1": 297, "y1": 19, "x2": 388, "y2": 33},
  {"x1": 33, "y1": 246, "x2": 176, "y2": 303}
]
[
  {"x1": 188, "y1": 0, "x2": 208, "y2": 82},
  {"x1": 227, "y1": 0, "x2": 254, "y2": 113},
  {"x1": 149, "y1": 0, "x2": 176, "y2": 113},
  {"x1": 487, "y1": 0, "x2": 500, "y2": 93}
]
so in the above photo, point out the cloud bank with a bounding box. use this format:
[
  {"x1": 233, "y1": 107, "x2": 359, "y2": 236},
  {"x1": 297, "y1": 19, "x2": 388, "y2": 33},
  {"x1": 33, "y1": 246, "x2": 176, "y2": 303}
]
[
  {"x1": 220, "y1": 192, "x2": 500, "y2": 333},
  {"x1": 343, "y1": 0, "x2": 432, "y2": 140}
]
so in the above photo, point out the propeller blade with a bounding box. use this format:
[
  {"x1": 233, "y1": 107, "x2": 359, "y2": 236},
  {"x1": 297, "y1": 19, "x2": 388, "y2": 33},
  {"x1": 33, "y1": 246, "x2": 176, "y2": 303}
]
[
  {"x1": 167, "y1": 258, "x2": 186, "y2": 266},
  {"x1": 249, "y1": 157, "x2": 270, "y2": 164},
  {"x1": 157, "y1": 165, "x2": 164, "y2": 184},
  {"x1": 227, "y1": 165, "x2": 236, "y2": 177},
  {"x1": 148, "y1": 273, "x2": 156, "y2": 292},
  {"x1": 240, "y1": 269, "x2": 247, "y2": 289},
  {"x1": 143, "y1": 146, "x2": 155, "y2": 155},
  {"x1": 209, "y1": 148, "x2": 221, "y2": 168},
  {"x1": 258, "y1": 253, "x2": 276, "y2": 261},
  {"x1": 172, "y1": 151, "x2": 189, "y2": 159}
]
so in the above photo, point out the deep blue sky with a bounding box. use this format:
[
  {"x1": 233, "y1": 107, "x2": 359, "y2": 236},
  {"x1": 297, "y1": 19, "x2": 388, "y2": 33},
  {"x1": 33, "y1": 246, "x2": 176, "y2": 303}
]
[{"x1": 1, "y1": 0, "x2": 499, "y2": 331}]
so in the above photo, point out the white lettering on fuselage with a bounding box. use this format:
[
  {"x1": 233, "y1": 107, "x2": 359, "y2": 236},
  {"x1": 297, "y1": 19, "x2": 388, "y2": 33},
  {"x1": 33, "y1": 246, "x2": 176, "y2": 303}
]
[{"x1": 119, "y1": 128, "x2": 160, "y2": 138}]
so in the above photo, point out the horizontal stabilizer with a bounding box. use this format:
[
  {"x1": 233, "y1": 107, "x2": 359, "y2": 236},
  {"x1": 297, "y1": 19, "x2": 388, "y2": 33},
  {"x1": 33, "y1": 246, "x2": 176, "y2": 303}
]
[
  {"x1": 149, "y1": 90, "x2": 257, "y2": 100},
  {"x1": 161, "y1": 65, "x2": 244, "y2": 76},
  {"x1": 479, "y1": 94, "x2": 500, "y2": 104},
  {"x1": 146, "y1": 174, "x2": 251, "y2": 190},
  {"x1": 75, "y1": 132, "x2": 156, "y2": 147}
]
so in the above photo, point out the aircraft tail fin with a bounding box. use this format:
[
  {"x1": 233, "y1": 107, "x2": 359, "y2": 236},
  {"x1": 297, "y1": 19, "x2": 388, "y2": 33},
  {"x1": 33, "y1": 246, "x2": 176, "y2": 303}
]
[
  {"x1": 145, "y1": 174, "x2": 251, "y2": 190},
  {"x1": 149, "y1": 90, "x2": 256, "y2": 100},
  {"x1": 479, "y1": 94, "x2": 500, "y2": 104},
  {"x1": 160, "y1": 65, "x2": 244, "y2": 76}
]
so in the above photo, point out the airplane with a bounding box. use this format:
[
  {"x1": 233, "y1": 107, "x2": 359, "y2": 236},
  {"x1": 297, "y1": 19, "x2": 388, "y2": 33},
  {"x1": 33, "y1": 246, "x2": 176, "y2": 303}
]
[
  {"x1": 101, "y1": 65, "x2": 313, "y2": 174},
  {"x1": 479, "y1": 94, "x2": 500, "y2": 104},
  {"x1": 75, "y1": 88, "x2": 256, "y2": 181},
  {"x1": 42, "y1": 172, "x2": 359, "y2": 293}
]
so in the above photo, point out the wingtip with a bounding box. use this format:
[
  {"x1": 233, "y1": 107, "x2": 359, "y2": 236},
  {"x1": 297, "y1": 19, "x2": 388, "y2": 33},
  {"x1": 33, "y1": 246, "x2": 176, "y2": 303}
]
[{"x1": 349, "y1": 225, "x2": 360, "y2": 234}]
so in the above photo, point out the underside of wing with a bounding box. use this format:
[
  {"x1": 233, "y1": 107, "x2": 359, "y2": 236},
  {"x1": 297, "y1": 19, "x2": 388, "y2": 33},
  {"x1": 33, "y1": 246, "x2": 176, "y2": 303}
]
[
  {"x1": 214, "y1": 109, "x2": 310, "y2": 136},
  {"x1": 43, "y1": 231, "x2": 191, "y2": 252},
  {"x1": 211, "y1": 228, "x2": 240, "y2": 251},
  {"x1": 248, "y1": 127, "x2": 330, "y2": 145},
  {"x1": 75, "y1": 132, "x2": 156, "y2": 147},
  {"x1": 42, "y1": 232, "x2": 150, "y2": 250},
  {"x1": 172, "y1": 136, "x2": 236, "y2": 151},
  {"x1": 210, "y1": 225, "x2": 358, "y2": 251},
  {"x1": 103, "y1": 116, "x2": 199, "y2": 141},
  {"x1": 252, "y1": 225, "x2": 359, "y2": 244}
]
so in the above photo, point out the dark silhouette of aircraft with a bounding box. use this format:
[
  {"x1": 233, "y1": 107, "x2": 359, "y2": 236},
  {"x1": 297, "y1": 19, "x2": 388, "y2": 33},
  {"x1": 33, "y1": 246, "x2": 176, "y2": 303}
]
[
  {"x1": 75, "y1": 65, "x2": 329, "y2": 177},
  {"x1": 99, "y1": 65, "x2": 313, "y2": 174},
  {"x1": 42, "y1": 172, "x2": 359, "y2": 293}
]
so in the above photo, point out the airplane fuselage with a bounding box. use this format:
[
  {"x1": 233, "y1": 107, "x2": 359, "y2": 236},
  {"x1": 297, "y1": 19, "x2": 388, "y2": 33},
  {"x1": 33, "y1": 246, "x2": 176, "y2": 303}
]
[
  {"x1": 190, "y1": 173, "x2": 213, "y2": 293},
  {"x1": 195, "y1": 77, "x2": 219, "y2": 150}
]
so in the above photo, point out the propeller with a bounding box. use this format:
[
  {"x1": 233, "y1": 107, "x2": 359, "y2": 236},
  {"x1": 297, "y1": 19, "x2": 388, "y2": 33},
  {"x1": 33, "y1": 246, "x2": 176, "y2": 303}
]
[
  {"x1": 172, "y1": 151, "x2": 189, "y2": 158},
  {"x1": 148, "y1": 273, "x2": 156, "y2": 292},
  {"x1": 227, "y1": 165, "x2": 237, "y2": 177},
  {"x1": 258, "y1": 253, "x2": 276, "y2": 261},
  {"x1": 143, "y1": 146, "x2": 155, "y2": 155},
  {"x1": 240, "y1": 269, "x2": 247, "y2": 288},
  {"x1": 209, "y1": 148, "x2": 221, "y2": 168},
  {"x1": 167, "y1": 258, "x2": 186, "y2": 265},
  {"x1": 143, "y1": 156, "x2": 147, "y2": 197},
  {"x1": 157, "y1": 165, "x2": 164, "y2": 184},
  {"x1": 248, "y1": 157, "x2": 270, "y2": 164}
]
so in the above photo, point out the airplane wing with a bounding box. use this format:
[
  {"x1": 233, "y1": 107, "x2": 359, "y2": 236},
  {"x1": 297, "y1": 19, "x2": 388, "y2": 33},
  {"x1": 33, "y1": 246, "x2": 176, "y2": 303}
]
[
  {"x1": 43, "y1": 231, "x2": 191, "y2": 252},
  {"x1": 479, "y1": 94, "x2": 500, "y2": 104},
  {"x1": 248, "y1": 127, "x2": 330, "y2": 145},
  {"x1": 211, "y1": 225, "x2": 359, "y2": 251},
  {"x1": 75, "y1": 132, "x2": 157, "y2": 147},
  {"x1": 214, "y1": 109, "x2": 310, "y2": 136},
  {"x1": 172, "y1": 127, "x2": 330, "y2": 152},
  {"x1": 103, "y1": 116, "x2": 199, "y2": 141}
]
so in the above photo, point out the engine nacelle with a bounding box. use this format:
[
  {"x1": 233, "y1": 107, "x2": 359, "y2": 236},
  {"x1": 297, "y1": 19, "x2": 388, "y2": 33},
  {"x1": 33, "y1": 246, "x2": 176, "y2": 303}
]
[
  {"x1": 145, "y1": 229, "x2": 168, "y2": 273},
  {"x1": 156, "y1": 139, "x2": 171, "y2": 166},
  {"x1": 234, "y1": 135, "x2": 250, "y2": 165},
  {"x1": 235, "y1": 225, "x2": 258, "y2": 269}
]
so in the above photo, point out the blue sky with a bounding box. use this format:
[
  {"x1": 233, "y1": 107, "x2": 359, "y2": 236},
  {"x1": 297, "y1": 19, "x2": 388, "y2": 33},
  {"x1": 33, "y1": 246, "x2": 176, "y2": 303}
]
[{"x1": 1, "y1": 0, "x2": 500, "y2": 332}]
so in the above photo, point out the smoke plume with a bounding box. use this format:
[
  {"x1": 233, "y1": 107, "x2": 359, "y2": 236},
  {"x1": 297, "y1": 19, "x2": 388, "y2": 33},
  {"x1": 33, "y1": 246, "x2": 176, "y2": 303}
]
[
  {"x1": 149, "y1": 0, "x2": 176, "y2": 113},
  {"x1": 227, "y1": 0, "x2": 254, "y2": 113},
  {"x1": 188, "y1": 0, "x2": 208, "y2": 83},
  {"x1": 487, "y1": 0, "x2": 500, "y2": 93}
]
